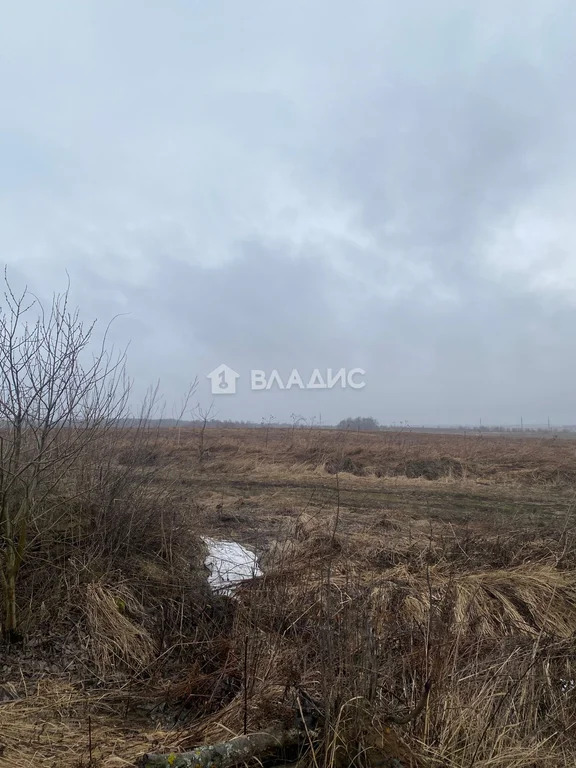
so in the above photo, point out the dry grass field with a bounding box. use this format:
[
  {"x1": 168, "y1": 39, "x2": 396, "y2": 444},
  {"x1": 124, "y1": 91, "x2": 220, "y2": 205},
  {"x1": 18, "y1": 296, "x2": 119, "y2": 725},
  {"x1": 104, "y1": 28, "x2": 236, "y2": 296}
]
[
  {"x1": 180, "y1": 426, "x2": 576, "y2": 537},
  {"x1": 3, "y1": 426, "x2": 576, "y2": 768}
]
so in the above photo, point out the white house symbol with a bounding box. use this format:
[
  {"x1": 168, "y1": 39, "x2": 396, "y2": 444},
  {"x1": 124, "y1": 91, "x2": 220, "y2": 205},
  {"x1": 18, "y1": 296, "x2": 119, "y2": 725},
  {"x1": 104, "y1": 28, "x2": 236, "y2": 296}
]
[{"x1": 207, "y1": 364, "x2": 240, "y2": 395}]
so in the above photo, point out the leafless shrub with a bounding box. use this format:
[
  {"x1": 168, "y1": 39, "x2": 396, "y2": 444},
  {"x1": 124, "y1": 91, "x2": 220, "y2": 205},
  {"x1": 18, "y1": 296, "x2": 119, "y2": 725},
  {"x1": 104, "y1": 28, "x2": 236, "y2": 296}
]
[
  {"x1": 0, "y1": 272, "x2": 127, "y2": 640},
  {"x1": 0, "y1": 273, "x2": 219, "y2": 683}
]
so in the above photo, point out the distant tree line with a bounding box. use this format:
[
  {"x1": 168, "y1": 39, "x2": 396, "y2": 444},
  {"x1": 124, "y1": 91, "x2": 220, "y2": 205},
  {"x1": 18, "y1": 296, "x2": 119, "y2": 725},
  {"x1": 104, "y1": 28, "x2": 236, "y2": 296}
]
[
  {"x1": 121, "y1": 417, "x2": 576, "y2": 434},
  {"x1": 336, "y1": 416, "x2": 379, "y2": 431}
]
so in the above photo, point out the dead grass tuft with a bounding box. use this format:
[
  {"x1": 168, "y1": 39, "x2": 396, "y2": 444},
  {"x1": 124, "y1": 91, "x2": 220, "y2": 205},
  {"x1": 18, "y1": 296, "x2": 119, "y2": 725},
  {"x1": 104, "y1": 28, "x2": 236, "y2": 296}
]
[
  {"x1": 371, "y1": 564, "x2": 576, "y2": 639},
  {"x1": 84, "y1": 582, "x2": 156, "y2": 677}
]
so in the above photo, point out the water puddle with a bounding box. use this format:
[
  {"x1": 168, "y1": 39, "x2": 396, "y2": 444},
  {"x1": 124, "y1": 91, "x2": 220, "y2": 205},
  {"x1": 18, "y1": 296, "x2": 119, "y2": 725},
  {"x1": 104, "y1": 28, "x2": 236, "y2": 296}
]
[{"x1": 202, "y1": 537, "x2": 262, "y2": 594}]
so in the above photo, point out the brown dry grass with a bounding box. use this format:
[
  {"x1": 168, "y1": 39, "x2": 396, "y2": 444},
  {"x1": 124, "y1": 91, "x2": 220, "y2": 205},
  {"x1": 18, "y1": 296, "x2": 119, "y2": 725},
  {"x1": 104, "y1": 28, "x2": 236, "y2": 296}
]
[
  {"x1": 0, "y1": 681, "x2": 173, "y2": 767},
  {"x1": 3, "y1": 427, "x2": 576, "y2": 767},
  {"x1": 84, "y1": 584, "x2": 156, "y2": 678},
  {"x1": 197, "y1": 513, "x2": 576, "y2": 767},
  {"x1": 174, "y1": 425, "x2": 576, "y2": 486}
]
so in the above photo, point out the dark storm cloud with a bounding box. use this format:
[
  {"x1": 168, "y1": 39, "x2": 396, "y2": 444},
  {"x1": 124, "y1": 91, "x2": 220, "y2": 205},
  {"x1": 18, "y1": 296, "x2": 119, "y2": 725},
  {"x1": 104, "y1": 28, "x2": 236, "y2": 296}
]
[
  {"x1": 1, "y1": 0, "x2": 576, "y2": 424},
  {"x1": 44, "y1": 234, "x2": 576, "y2": 426}
]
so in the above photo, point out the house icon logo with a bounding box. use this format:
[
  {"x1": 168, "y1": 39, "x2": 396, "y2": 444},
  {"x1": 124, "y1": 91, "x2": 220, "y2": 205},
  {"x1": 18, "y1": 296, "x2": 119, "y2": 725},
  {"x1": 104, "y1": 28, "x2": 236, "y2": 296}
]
[{"x1": 207, "y1": 363, "x2": 240, "y2": 395}]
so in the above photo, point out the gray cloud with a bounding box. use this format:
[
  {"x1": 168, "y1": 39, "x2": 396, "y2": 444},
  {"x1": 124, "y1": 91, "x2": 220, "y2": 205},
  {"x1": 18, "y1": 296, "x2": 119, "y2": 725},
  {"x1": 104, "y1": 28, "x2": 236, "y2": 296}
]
[{"x1": 1, "y1": 0, "x2": 576, "y2": 424}]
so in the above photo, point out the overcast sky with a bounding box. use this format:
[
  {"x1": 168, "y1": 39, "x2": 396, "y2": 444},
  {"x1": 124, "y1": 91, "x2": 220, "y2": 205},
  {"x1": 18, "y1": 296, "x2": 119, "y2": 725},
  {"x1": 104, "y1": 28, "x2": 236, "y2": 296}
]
[{"x1": 1, "y1": 1, "x2": 576, "y2": 425}]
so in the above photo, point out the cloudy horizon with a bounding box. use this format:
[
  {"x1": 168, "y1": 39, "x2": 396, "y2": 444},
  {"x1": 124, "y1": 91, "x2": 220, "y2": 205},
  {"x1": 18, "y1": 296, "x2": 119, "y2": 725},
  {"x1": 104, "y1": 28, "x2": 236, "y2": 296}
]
[{"x1": 1, "y1": 1, "x2": 576, "y2": 426}]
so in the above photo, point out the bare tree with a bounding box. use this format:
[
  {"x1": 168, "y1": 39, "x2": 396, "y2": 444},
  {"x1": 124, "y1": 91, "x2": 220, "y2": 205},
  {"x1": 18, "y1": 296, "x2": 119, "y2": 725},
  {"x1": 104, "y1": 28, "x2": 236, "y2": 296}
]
[
  {"x1": 289, "y1": 413, "x2": 306, "y2": 446},
  {"x1": 0, "y1": 273, "x2": 128, "y2": 641},
  {"x1": 195, "y1": 402, "x2": 217, "y2": 468},
  {"x1": 173, "y1": 381, "x2": 198, "y2": 446},
  {"x1": 260, "y1": 414, "x2": 276, "y2": 448}
]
